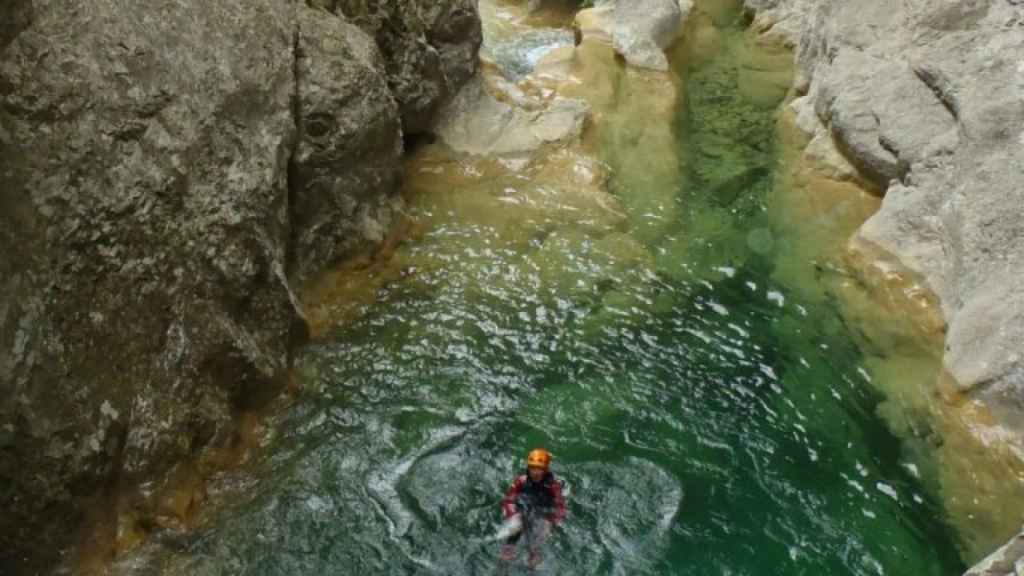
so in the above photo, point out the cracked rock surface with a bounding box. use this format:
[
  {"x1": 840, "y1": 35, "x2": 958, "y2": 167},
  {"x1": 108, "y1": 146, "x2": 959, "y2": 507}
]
[{"x1": 0, "y1": 1, "x2": 480, "y2": 573}]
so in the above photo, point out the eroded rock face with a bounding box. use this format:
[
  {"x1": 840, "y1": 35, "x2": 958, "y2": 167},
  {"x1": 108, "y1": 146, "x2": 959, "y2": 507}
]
[
  {"x1": 743, "y1": 0, "x2": 1024, "y2": 491},
  {"x1": 0, "y1": 2, "x2": 300, "y2": 571},
  {"x1": 311, "y1": 0, "x2": 483, "y2": 134},
  {"x1": 0, "y1": 0, "x2": 31, "y2": 51},
  {"x1": 0, "y1": 1, "x2": 480, "y2": 573},
  {"x1": 290, "y1": 9, "x2": 403, "y2": 282}
]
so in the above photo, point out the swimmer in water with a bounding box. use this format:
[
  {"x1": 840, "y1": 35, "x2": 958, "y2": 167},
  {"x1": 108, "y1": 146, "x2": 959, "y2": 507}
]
[{"x1": 499, "y1": 448, "x2": 566, "y2": 571}]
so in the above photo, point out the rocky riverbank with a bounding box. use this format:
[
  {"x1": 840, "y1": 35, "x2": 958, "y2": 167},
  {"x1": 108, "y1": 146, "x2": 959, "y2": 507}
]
[
  {"x1": 745, "y1": 0, "x2": 1024, "y2": 457},
  {"x1": 740, "y1": 0, "x2": 1024, "y2": 569},
  {"x1": 0, "y1": 1, "x2": 479, "y2": 573}
]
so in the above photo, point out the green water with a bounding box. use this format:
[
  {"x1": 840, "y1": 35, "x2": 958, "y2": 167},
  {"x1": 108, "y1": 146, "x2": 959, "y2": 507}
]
[{"x1": 146, "y1": 6, "x2": 968, "y2": 576}]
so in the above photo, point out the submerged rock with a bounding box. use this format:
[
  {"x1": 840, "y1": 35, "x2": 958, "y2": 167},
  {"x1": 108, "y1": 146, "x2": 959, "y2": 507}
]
[{"x1": 963, "y1": 526, "x2": 1024, "y2": 576}]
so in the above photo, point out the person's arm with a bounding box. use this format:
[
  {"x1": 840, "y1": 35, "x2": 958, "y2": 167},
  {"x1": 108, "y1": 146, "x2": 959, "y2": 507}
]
[
  {"x1": 546, "y1": 480, "x2": 566, "y2": 525},
  {"x1": 501, "y1": 476, "x2": 525, "y2": 518}
]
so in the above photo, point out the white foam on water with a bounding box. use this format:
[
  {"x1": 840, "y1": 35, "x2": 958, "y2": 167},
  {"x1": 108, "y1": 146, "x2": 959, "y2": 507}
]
[
  {"x1": 902, "y1": 462, "x2": 920, "y2": 478},
  {"x1": 714, "y1": 266, "x2": 737, "y2": 278},
  {"x1": 767, "y1": 290, "x2": 785, "y2": 307},
  {"x1": 864, "y1": 554, "x2": 885, "y2": 576},
  {"x1": 709, "y1": 301, "x2": 729, "y2": 316},
  {"x1": 685, "y1": 328, "x2": 712, "y2": 344},
  {"x1": 728, "y1": 323, "x2": 750, "y2": 338},
  {"x1": 876, "y1": 482, "x2": 899, "y2": 501},
  {"x1": 845, "y1": 476, "x2": 866, "y2": 494},
  {"x1": 856, "y1": 461, "x2": 869, "y2": 477}
]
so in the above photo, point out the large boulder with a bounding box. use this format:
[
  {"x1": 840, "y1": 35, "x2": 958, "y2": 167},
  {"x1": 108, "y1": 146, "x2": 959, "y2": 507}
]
[
  {"x1": 0, "y1": 1, "x2": 300, "y2": 571},
  {"x1": 312, "y1": 0, "x2": 482, "y2": 134},
  {"x1": 289, "y1": 8, "x2": 403, "y2": 282},
  {"x1": 0, "y1": 1, "x2": 482, "y2": 573},
  {"x1": 613, "y1": 0, "x2": 693, "y2": 71}
]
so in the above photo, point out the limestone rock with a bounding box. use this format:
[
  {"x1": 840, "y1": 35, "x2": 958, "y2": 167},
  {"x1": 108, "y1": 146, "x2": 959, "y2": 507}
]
[
  {"x1": 0, "y1": 1, "x2": 300, "y2": 571},
  {"x1": 575, "y1": 5, "x2": 616, "y2": 45},
  {"x1": 322, "y1": 0, "x2": 483, "y2": 135},
  {"x1": 743, "y1": 0, "x2": 1024, "y2": 465},
  {"x1": 612, "y1": 0, "x2": 693, "y2": 71},
  {"x1": 290, "y1": 8, "x2": 403, "y2": 282},
  {"x1": 436, "y1": 78, "x2": 589, "y2": 158},
  {"x1": 0, "y1": 0, "x2": 482, "y2": 573}
]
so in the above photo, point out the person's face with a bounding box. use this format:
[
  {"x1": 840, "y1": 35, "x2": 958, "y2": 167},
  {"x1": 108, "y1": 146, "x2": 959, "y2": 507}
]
[{"x1": 528, "y1": 466, "x2": 545, "y2": 482}]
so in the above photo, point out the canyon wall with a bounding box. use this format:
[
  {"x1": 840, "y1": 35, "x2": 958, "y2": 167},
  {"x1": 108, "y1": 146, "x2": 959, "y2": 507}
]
[
  {"x1": 742, "y1": 0, "x2": 1024, "y2": 569},
  {"x1": 0, "y1": 1, "x2": 479, "y2": 573},
  {"x1": 745, "y1": 0, "x2": 1024, "y2": 467}
]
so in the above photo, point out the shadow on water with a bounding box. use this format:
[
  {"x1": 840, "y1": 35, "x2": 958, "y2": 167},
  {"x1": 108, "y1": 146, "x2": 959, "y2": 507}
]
[{"x1": 121, "y1": 1, "x2": 971, "y2": 575}]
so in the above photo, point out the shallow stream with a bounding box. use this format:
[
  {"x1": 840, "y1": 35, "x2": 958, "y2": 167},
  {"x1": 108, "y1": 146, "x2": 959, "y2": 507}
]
[{"x1": 126, "y1": 1, "x2": 974, "y2": 574}]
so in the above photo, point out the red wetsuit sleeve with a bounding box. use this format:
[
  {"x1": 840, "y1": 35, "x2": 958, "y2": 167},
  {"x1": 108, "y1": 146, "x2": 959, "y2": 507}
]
[
  {"x1": 501, "y1": 476, "x2": 525, "y2": 518},
  {"x1": 546, "y1": 479, "x2": 566, "y2": 525}
]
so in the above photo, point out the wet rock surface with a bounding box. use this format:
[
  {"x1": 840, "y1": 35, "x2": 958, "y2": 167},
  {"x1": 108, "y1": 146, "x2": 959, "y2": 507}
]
[{"x1": 0, "y1": 1, "x2": 480, "y2": 573}]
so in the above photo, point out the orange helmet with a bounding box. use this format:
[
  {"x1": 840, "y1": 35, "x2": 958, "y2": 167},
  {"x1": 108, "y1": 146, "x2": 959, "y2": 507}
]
[{"x1": 526, "y1": 448, "x2": 551, "y2": 470}]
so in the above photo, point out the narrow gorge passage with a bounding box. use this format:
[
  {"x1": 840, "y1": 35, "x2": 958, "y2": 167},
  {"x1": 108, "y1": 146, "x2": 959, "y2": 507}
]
[{"x1": 124, "y1": 2, "x2": 967, "y2": 574}]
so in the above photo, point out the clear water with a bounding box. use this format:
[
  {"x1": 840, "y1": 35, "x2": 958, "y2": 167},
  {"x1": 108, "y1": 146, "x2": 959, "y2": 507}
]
[{"x1": 136, "y1": 3, "x2": 969, "y2": 575}]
